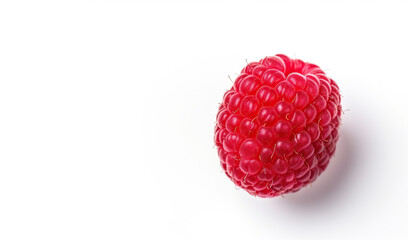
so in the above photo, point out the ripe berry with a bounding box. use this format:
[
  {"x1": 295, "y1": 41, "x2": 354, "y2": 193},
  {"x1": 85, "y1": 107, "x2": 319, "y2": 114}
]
[{"x1": 214, "y1": 54, "x2": 342, "y2": 198}]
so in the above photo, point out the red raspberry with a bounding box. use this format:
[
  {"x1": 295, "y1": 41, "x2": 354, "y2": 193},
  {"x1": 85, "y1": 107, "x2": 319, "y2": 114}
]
[{"x1": 214, "y1": 54, "x2": 342, "y2": 198}]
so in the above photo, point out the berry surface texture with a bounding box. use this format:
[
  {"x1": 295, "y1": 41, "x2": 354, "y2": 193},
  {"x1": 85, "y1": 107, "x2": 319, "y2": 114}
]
[{"x1": 214, "y1": 54, "x2": 342, "y2": 198}]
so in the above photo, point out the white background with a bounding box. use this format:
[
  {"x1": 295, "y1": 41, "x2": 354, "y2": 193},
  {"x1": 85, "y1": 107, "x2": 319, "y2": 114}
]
[{"x1": 1, "y1": 0, "x2": 408, "y2": 239}]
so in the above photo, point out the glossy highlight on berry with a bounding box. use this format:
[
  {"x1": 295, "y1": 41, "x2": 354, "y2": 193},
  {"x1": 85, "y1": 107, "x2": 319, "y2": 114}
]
[{"x1": 214, "y1": 54, "x2": 342, "y2": 198}]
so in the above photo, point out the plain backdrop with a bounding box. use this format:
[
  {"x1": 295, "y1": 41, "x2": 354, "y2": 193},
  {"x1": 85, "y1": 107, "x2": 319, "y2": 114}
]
[{"x1": 1, "y1": 0, "x2": 408, "y2": 239}]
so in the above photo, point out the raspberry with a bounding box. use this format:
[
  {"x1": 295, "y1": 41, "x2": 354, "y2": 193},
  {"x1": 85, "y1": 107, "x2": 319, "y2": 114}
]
[{"x1": 214, "y1": 54, "x2": 342, "y2": 198}]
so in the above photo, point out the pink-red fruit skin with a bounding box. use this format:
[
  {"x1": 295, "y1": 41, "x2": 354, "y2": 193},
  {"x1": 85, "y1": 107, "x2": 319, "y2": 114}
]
[{"x1": 214, "y1": 54, "x2": 342, "y2": 198}]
